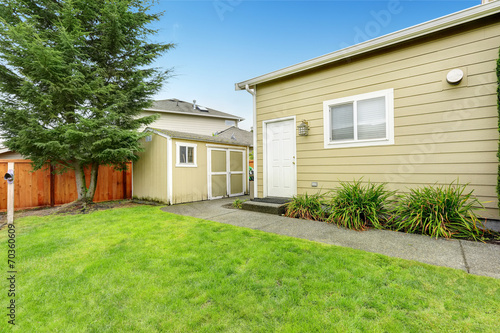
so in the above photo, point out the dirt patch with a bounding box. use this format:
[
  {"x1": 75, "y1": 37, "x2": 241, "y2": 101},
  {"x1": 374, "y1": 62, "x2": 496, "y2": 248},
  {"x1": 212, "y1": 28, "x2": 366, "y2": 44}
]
[
  {"x1": 221, "y1": 203, "x2": 239, "y2": 210},
  {"x1": 0, "y1": 200, "x2": 149, "y2": 227}
]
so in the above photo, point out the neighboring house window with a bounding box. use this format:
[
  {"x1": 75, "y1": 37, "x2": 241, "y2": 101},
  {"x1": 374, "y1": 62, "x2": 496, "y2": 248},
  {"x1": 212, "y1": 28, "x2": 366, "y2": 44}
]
[
  {"x1": 323, "y1": 88, "x2": 394, "y2": 149},
  {"x1": 176, "y1": 142, "x2": 197, "y2": 167},
  {"x1": 225, "y1": 120, "x2": 236, "y2": 126}
]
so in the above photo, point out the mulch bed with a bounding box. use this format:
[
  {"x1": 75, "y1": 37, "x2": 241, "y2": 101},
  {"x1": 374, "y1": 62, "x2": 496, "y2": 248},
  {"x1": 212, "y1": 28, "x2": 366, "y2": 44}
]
[{"x1": 0, "y1": 200, "x2": 145, "y2": 228}]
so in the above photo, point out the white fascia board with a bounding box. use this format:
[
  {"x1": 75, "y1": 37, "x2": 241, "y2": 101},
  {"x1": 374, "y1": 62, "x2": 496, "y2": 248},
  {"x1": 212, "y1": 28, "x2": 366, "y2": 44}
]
[
  {"x1": 235, "y1": 1, "x2": 500, "y2": 90},
  {"x1": 144, "y1": 128, "x2": 172, "y2": 140},
  {"x1": 143, "y1": 108, "x2": 244, "y2": 121}
]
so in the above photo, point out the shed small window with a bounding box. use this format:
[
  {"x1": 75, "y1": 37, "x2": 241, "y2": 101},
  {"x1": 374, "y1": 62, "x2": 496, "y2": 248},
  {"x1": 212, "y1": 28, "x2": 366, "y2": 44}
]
[
  {"x1": 176, "y1": 142, "x2": 197, "y2": 167},
  {"x1": 323, "y1": 89, "x2": 394, "y2": 149}
]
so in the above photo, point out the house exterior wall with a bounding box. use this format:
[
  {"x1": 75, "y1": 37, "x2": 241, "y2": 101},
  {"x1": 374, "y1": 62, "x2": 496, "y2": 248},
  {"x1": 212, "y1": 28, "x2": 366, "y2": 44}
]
[
  {"x1": 0, "y1": 151, "x2": 24, "y2": 159},
  {"x1": 140, "y1": 111, "x2": 237, "y2": 136},
  {"x1": 132, "y1": 134, "x2": 168, "y2": 203},
  {"x1": 254, "y1": 17, "x2": 500, "y2": 219}
]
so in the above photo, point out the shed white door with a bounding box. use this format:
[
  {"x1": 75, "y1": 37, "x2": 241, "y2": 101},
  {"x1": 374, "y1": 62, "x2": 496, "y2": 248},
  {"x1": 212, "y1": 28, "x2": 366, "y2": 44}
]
[
  {"x1": 208, "y1": 148, "x2": 245, "y2": 199},
  {"x1": 265, "y1": 118, "x2": 296, "y2": 197}
]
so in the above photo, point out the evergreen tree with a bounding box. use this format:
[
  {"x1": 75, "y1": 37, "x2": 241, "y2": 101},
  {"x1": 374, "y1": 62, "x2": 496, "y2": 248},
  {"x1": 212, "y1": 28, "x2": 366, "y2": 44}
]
[{"x1": 0, "y1": 0, "x2": 173, "y2": 203}]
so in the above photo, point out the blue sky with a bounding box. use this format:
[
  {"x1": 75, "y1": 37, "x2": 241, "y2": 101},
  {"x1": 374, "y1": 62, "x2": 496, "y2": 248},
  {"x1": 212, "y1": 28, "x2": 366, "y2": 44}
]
[{"x1": 151, "y1": 0, "x2": 479, "y2": 130}]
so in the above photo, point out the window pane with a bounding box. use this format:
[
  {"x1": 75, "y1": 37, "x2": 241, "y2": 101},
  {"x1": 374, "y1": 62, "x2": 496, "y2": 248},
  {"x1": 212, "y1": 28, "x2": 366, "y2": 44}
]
[
  {"x1": 357, "y1": 97, "x2": 386, "y2": 140},
  {"x1": 330, "y1": 103, "x2": 354, "y2": 141},
  {"x1": 180, "y1": 146, "x2": 187, "y2": 163},
  {"x1": 187, "y1": 147, "x2": 194, "y2": 163}
]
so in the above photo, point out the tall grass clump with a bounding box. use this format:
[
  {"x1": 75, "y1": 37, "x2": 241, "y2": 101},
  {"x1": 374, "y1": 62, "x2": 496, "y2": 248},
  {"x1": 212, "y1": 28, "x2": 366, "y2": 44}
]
[
  {"x1": 388, "y1": 182, "x2": 488, "y2": 241},
  {"x1": 285, "y1": 192, "x2": 325, "y2": 221},
  {"x1": 325, "y1": 179, "x2": 394, "y2": 231}
]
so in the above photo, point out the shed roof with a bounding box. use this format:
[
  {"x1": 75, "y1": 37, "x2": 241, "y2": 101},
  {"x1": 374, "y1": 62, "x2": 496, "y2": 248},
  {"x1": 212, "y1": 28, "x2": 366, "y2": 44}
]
[
  {"x1": 235, "y1": 1, "x2": 500, "y2": 89},
  {"x1": 215, "y1": 126, "x2": 253, "y2": 147},
  {"x1": 146, "y1": 127, "x2": 251, "y2": 147},
  {"x1": 145, "y1": 99, "x2": 244, "y2": 121}
]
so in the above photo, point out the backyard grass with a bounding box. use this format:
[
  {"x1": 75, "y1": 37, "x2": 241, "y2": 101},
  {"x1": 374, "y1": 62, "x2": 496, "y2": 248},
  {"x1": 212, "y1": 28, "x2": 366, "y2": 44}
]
[{"x1": 1, "y1": 205, "x2": 499, "y2": 332}]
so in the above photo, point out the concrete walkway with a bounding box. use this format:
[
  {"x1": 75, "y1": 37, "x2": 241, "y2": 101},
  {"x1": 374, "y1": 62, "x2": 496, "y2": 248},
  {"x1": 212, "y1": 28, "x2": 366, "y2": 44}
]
[{"x1": 161, "y1": 196, "x2": 500, "y2": 279}]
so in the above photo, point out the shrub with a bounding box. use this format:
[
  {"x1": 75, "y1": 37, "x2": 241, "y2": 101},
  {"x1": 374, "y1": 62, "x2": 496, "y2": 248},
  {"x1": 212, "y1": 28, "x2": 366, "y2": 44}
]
[
  {"x1": 388, "y1": 182, "x2": 488, "y2": 241},
  {"x1": 232, "y1": 198, "x2": 246, "y2": 209},
  {"x1": 325, "y1": 179, "x2": 394, "y2": 231},
  {"x1": 285, "y1": 192, "x2": 325, "y2": 221}
]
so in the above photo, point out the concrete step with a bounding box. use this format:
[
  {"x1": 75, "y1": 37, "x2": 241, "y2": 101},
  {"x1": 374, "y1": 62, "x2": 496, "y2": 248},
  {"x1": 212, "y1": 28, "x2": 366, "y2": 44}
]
[{"x1": 241, "y1": 200, "x2": 288, "y2": 215}]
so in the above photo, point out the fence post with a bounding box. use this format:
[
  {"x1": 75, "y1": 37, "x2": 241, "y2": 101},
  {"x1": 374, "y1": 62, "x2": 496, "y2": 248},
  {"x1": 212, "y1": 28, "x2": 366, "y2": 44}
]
[
  {"x1": 122, "y1": 169, "x2": 127, "y2": 199},
  {"x1": 50, "y1": 164, "x2": 55, "y2": 207},
  {"x1": 6, "y1": 162, "x2": 14, "y2": 224}
]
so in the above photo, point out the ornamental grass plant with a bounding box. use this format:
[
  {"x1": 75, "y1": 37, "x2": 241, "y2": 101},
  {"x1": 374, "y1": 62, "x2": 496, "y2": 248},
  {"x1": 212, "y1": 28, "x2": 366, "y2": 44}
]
[
  {"x1": 388, "y1": 182, "x2": 488, "y2": 241},
  {"x1": 285, "y1": 192, "x2": 326, "y2": 221},
  {"x1": 325, "y1": 179, "x2": 394, "y2": 231}
]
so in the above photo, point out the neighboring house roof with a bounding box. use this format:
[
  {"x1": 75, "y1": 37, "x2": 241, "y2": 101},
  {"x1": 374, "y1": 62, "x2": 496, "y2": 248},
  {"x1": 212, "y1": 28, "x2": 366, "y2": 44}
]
[
  {"x1": 145, "y1": 99, "x2": 244, "y2": 121},
  {"x1": 235, "y1": 1, "x2": 500, "y2": 89},
  {"x1": 146, "y1": 127, "x2": 251, "y2": 147},
  {"x1": 0, "y1": 147, "x2": 11, "y2": 155},
  {"x1": 214, "y1": 126, "x2": 253, "y2": 147}
]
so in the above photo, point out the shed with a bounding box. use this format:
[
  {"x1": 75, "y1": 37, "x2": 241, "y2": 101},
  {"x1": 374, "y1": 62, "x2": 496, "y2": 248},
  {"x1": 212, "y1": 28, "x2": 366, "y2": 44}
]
[
  {"x1": 235, "y1": 1, "x2": 500, "y2": 219},
  {"x1": 133, "y1": 128, "x2": 250, "y2": 204}
]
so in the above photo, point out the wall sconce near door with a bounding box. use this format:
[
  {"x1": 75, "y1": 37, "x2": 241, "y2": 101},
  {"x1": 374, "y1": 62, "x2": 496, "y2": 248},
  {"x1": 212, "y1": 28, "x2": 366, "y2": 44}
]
[{"x1": 298, "y1": 120, "x2": 309, "y2": 136}]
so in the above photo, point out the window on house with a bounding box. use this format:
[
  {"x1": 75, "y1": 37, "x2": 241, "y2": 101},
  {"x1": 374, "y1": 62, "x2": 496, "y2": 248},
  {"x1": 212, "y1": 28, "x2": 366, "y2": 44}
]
[
  {"x1": 176, "y1": 143, "x2": 197, "y2": 167},
  {"x1": 225, "y1": 120, "x2": 236, "y2": 126},
  {"x1": 323, "y1": 89, "x2": 394, "y2": 148}
]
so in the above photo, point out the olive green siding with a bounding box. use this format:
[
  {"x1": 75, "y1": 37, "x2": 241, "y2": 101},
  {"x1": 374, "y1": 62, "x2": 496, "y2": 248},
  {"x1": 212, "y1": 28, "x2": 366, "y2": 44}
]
[
  {"x1": 254, "y1": 18, "x2": 500, "y2": 219},
  {"x1": 132, "y1": 134, "x2": 168, "y2": 203}
]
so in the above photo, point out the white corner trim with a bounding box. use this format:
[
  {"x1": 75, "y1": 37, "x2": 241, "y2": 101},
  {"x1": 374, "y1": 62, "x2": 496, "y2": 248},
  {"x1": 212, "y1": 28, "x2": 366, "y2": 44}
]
[{"x1": 167, "y1": 137, "x2": 173, "y2": 205}]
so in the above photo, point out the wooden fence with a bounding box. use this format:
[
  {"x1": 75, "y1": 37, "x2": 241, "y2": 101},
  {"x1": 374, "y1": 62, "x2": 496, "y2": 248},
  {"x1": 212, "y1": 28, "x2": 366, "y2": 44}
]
[{"x1": 0, "y1": 160, "x2": 132, "y2": 211}]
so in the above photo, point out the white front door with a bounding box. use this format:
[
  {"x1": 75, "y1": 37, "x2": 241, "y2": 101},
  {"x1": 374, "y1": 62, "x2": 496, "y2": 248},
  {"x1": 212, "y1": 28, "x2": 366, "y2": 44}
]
[{"x1": 265, "y1": 118, "x2": 296, "y2": 197}]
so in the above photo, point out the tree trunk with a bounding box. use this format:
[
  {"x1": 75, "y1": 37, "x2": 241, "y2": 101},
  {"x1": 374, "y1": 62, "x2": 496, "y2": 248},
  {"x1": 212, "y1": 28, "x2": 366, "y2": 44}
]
[
  {"x1": 73, "y1": 162, "x2": 87, "y2": 201},
  {"x1": 73, "y1": 162, "x2": 99, "y2": 204},
  {"x1": 86, "y1": 162, "x2": 99, "y2": 202}
]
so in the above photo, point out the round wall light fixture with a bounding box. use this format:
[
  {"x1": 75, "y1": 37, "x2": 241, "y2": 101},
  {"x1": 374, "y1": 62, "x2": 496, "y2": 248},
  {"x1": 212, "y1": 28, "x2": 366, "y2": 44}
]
[{"x1": 446, "y1": 68, "x2": 464, "y2": 85}]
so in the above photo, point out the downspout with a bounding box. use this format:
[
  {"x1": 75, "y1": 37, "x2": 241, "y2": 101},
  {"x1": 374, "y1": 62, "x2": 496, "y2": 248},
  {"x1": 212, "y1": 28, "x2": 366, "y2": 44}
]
[
  {"x1": 245, "y1": 84, "x2": 258, "y2": 199},
  {"x1": 167, "y1": 137, "x2": 173, "y2": 205}
]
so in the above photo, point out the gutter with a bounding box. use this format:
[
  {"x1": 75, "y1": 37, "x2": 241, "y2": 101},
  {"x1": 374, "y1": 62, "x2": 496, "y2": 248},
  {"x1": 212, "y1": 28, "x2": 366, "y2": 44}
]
[
  {"x1": 245, "y1": 84, "x2": 258, "y2": 199},
  {"x1": 235, "y1": 1, "x2": 500, "y2": 90}
]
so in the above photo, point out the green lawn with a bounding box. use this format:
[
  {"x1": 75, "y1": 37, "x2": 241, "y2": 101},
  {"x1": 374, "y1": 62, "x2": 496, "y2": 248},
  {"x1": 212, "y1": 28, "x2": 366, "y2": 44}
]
[{"x1": 1, "y1": 205, "x2": 499, "y2": 332}]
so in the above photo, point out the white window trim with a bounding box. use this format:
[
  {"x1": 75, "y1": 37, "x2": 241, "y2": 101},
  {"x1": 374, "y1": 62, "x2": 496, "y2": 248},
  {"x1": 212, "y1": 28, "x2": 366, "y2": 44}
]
[
  {"x1": 176, "y1": 142, "x2": 197, "y2": 167},
  {"x1": 323, "y1": 88, "x2": 394, "y2": 149}
]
